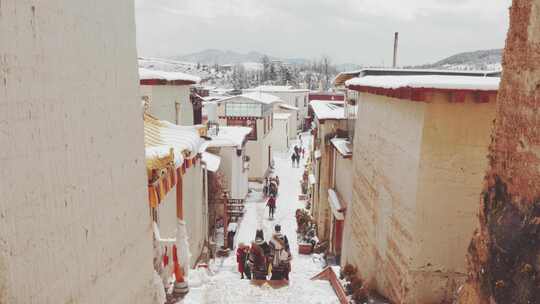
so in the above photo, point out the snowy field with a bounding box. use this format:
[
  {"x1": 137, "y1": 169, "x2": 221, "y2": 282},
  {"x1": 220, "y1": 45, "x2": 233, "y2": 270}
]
[{"x1": 182, "y1": 136, "x2": 339, "y2": 304}]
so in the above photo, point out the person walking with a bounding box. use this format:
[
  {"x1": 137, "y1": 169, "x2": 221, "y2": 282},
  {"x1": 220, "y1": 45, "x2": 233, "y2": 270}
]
[
  {"x1": 248, "y1": 230, "x2": 270, "y2": 280},
  {"x1": 268, "y1": 225, "x2": 292, "y2": 281},
  {"x1": 291, "y1": 153, "x2": 296, "y2": 168},
  {"x1": 267, "y1": 196, "x2": 276, "y2": 220},
  {"x1": 236, "y1": 243, "x2": 251, "y2": 279},
  {"x1": 295, "y1": 152, "x2": 300, "y2": 167},
  {"x1": 269, "y1": 180, "x2": 278, "y2": 197}
]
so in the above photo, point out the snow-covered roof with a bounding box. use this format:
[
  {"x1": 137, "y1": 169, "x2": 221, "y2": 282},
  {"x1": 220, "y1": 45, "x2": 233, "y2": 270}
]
[
  {"x1": 330, "y1": 138, "x2": 352, "y2": 157},
  {"x1": 335, "y1": 68, "x2": 501, "y2": 87},
  {"x1": 220, "y1": 92, "x2": 283, "y2": 105},
  {"x1": 139, "y1": 67, "x2": 201, "y2": 84},
  {"x1": 144, "y1": 114, "x2": 203, "y2": 168},
  {"x1": 279, "y1": 104, "x2": 299, "y2": 111},
  {"x1": 310, "y1": 100, "x2": 346, "y2": 120},
  {"x1": 201, "y1": 152, "x2": 221, "y2": 172},
  {"x1": 273, "y1": 113, "x2": 291, "y2": 120},
  {"x1": 203, "y1": 126, "x2": 252, "y2": 148},
  {"x1": 346, "y1": 75, "x2": 500, "y2": 91}
]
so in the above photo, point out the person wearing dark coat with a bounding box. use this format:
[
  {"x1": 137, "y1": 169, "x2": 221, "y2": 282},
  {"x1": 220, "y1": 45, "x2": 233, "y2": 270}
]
[
  {"x1": 248, "y1": 229, "x2": 270, "y2": 280},
  {"x1": 267, "y1": 196, "x2": 276, "y2": 219},
  {"x1": 236, "y1": 243, "x2": 251, "y2": 279},
  {"x1": 268, "y1": 225, "x2": 292, "y2": 280}
]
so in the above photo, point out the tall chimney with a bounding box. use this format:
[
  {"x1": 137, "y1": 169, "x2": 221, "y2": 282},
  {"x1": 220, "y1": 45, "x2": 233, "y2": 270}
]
[{"x1": 393, "y1": 32, "x2": 399, "y2": 68}]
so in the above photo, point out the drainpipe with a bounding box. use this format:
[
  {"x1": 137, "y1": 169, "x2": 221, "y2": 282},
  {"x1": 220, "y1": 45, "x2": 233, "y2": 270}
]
[{"x1": 175, "y1": 101, "x2": 181, "y2": 125}]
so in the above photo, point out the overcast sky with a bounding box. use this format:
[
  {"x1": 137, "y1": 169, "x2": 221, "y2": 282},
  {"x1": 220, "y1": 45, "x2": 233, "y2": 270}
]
[{"x1": 135, "y1": 0, "x2": 511, "y2": 66}]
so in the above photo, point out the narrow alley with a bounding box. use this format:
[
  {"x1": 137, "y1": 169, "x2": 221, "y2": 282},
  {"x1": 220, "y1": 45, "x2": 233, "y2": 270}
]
[{"x1": 183, "y1": 136, "x2": 339, "y2": 304}]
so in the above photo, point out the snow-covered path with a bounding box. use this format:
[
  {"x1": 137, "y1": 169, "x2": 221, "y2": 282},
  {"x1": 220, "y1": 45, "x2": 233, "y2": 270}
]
[{"x1": 183, "y1": 137, "x2": 339, "y2": 304}]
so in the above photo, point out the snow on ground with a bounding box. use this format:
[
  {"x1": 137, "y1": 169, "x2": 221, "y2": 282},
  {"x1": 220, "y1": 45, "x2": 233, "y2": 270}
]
[{"x1": 183, "y1": 135, "x2": 339, "y2": 304}]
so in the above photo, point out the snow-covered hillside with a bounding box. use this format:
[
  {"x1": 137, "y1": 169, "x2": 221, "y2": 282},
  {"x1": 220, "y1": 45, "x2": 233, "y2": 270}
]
[{"x1": 416, "y1": 49, "x2": 502, "y2": 71}]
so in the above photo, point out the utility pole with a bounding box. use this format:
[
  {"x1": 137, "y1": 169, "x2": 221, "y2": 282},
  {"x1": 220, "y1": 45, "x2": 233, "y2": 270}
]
[{"x1": 393, "y1": 32, "x2": 399, "y2": 68}]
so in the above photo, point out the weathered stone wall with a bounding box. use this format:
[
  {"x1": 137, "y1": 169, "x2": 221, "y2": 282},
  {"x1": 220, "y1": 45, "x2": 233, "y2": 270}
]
[
  {"x1": 0, "y1": 1, "x2": 154, "y2": 303},
  {"x1": 459, "y1": 1, "x2": 540, "y2": 303}
]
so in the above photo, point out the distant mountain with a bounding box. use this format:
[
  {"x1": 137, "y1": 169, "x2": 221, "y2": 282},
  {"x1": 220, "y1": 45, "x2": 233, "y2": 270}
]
[
  {"x1": 416, "y1": 49, "x2": 503, "y2": 71},
  {"x1": 175, "y1": 49, "x2": 278, "y2": 65},
  {"x1": 174, "y1": 49, "x2": 320, "y2": 66}
]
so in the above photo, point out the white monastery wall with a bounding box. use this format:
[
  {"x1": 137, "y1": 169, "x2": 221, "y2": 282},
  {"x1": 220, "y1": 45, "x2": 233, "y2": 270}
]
[
  {"x1": 0, "y1": 1, "x2": 154, "y2": 303},
  {"x1": 140, "y1": 85, "x2": 192, "y2": 125}
]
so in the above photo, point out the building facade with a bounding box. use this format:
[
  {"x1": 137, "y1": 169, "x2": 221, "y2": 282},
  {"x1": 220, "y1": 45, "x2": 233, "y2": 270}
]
[
  {"x1": 308, "y1": 101, "x2": 347, "y2": 243},
  {"x1": 244, "y1": 86, "x2": 309, "y2": 134},
  {"x1": 139, "y1": 68, "x2": 201, "y2": 125},
  {"x1": 217, "y1": 92, "x2": 282, "y2": 181}
]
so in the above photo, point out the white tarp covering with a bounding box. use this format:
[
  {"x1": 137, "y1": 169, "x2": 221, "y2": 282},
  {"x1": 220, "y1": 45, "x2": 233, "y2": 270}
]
[
  {"x1": 310, "y1": 100, "x2": 346, "y2": 120},
  {"x1": 330, "y1": 138, "x2": 352, "y2": 157},
  {"x1": 328, "y1": 189, "x2": 345, "y2": 220},
  {"x1": 308, "y1": 174, "x2": 316, "y2": 185},
  {"x1": 202, "y1": 152, "x2": 221, "y2": 172},
  {"x1": 176, "y1": 220, "x2": 192, "y2": 279}
]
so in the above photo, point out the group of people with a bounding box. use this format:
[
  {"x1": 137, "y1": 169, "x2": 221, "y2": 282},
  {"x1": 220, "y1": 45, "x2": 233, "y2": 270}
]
[
  {"x1": 236, "y1": 225, "x2": 292, "y2": 281},
  {"x1": 291, "y1": 145, "x2": 305, "y2": 168},
  {"x1": 263, "y1": 176, "x2": 279, "y2": 198}
]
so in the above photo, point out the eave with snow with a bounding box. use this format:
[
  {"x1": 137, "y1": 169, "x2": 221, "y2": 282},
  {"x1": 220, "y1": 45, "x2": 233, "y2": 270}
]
[
  {"x1": 244, "y1": 85, "x2": 310, "y2": 93},
  {"x1": 346, "y1": 75, "x2": 500, "y2": 103},
  {"x1": 201, "y1": 126, "x2": 252, "y2": 149},
  {"x1": 139, "y1": 67, "x2": 201, "y2": 86}
]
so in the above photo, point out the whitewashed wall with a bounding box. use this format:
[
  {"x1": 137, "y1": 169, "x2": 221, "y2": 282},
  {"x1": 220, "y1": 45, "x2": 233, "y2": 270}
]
[
  {"x1": 219, "y1": 147, "x2": 248, "y2": 200},
  {"x1": 246, "y1": 118, "x2": 272, "y2": 180},
  {"x1": 272, "y1": 118, "x2": 290, "y2": 152},
  {"x1": 0, "y1": 1, "x2": 154, "y2": 303},
  {"x1": 140, "y1": 85, "x2": 192, "y2": 125},
  {"x1": 182, "y1": 163, "x2": 206, "y2": 267}
]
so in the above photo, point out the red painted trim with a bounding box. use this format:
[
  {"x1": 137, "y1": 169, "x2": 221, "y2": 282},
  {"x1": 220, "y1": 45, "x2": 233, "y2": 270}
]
[
  {"x1": 451, "y1": 90, "x2": 467, "y2": 103},
  {"x1": 140, "y1": 79, "x2": 196, "y2": 86},
  {"x1": 348, "y1": 85, "x2": 497, "y2": 103}
]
